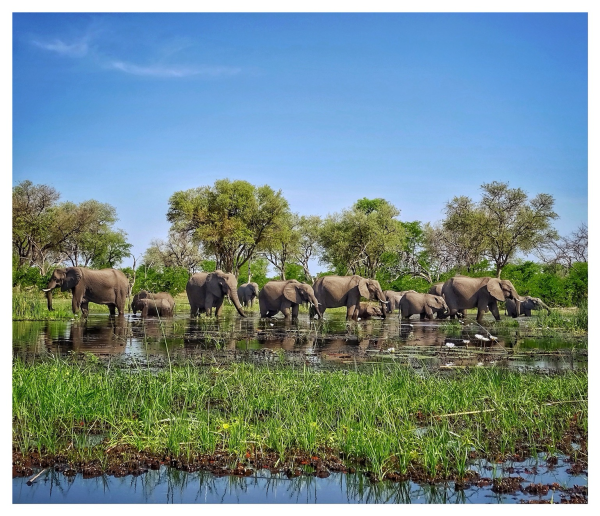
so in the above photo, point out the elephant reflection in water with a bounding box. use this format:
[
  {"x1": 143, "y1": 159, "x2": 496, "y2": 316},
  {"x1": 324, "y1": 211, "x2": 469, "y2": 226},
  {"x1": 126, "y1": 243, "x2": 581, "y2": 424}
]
[
  {"x1": 47, "y1": 318, "x2": 131, "y2": 355},
  {"x1": 256, "y1": 336, "x2": 316, "y2": 353}
]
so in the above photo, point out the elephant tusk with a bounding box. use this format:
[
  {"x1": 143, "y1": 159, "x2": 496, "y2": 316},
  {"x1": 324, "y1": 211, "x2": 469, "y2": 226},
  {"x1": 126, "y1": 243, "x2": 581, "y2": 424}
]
[{"x1": 42, "y1": 288, "x2": 53, "y2": 292}]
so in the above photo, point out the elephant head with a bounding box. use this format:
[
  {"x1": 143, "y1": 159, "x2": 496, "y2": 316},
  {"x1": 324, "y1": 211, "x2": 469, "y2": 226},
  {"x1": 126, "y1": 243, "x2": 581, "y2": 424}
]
[
  {"x1": 527, "y1": 296, "x2": 551, "y2": 315},
  {"x1": 429, "y1": 295, "x2": 448, "y2": 314},
  {"x1": 206, "y1": 271, "x2": 246, "y2": 317},
  {"x1": 43, "y1": 267, "x2": 82, "y2": 311},
  {"x1": 486, "y1": 278, "x2": 522, "y2": 314},
  {"x1": 283, "y1": 281, "x2": 322, "y2": 318},
  {"x1": 351, "y1": 276, "x2": 387, "y2": 317}
]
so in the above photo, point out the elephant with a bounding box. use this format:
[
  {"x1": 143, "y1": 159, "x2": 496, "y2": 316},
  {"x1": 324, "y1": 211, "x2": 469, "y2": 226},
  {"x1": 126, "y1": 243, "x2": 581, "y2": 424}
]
[
  {"x1": 383, "y1": 290, "x2": 415, "y2": 313},
  {"x1": 135, "y1": 298, "x2": 174, "y2": 318},
  {"x1": 43, "y1": 267, "x2": 129, "y2": 317},
  {"x1": 505, "y1": 296, "x2": 551, "y2": 317},
  {"x1": 311, "y1": 275, "x2": 387, "y2": 320},
  {"x1": 441, "y1": 276, "x2": 523, "y2": 323},
  {"x1": 259, "y1": 279, "x2": 321, "y2": 319},
  {"x1": 427, "y1": 282, "x2": 464, "y2": 319},
  {"x1": 356, "y1": 302, "x2": 386, "y2": 319},
  {"x1": 186, "y1": 270, "x2": 246, "y2": 317},
  {"x1": 399, "y1": 291, "x2": 449, "y2": 320},
  {"x1": 131, "y1": 290, "x2": 175, "y2": 315},
  {"x1": 237, "y1": 282, "x2": 259, "y2": 308}
]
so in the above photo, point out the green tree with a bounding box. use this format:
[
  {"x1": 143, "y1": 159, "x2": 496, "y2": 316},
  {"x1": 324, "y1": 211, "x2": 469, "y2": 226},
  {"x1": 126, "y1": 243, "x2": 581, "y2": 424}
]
[
  {"x1": 237, "y1": 257, "x2": 269, "y2": 289},
  {"x1": 444, "y1": 182, "x2": 558, "y2": 278},
  {"x1": 12, "y1": 180, "x2": 60, "y2": 272},
  {"x1": 319, "y1": 198, "x2": 405, "y2": 279},
  {"x1": 143, "y1": 229, "x2": 203, "y2": 274},
  {"x1": 167, "y1": 179, "x2": 290, "y2": 277}
]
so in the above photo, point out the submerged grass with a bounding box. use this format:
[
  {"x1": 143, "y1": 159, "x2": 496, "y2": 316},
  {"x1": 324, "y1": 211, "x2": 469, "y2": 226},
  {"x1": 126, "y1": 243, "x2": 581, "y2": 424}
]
[{"x1": 13, "y1": 358, "x2": 587, "y2": 479}]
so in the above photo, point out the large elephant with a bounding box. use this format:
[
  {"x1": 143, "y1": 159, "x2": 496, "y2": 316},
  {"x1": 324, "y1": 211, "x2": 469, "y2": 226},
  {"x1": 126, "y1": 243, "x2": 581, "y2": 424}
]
[
  {"x1": 311, "y1": 275, "x2": 387, "y2": 320},
  {"x1": 505, "y1": 296, "x2": 551, "y2": 317},
  {"x1": 131, "y1": 290, "x2": 175, "y2": 315},
  {"x1": 383, "y1": 290, "x2": 415, "y2": 313},
  {"x1": 399, "y1": 291, "x2": 448, "y2": 320},
  {"x1": 186, "y1": 270, "x2": 246, "y2": 317},
  {"x1": 259, "y1": 279, "x2": 321, "y2": 319},
  {"x1": 135, "y1": 298, "x2": 174, "y2": 318},
  {"x1": 237, "y1": 282, "x2": 259, "y2": 308},
  {"x1": 43, "y1": 267, "x2": 129, "y2": 317},
  {"x1": 356, "y1": 302, "x2": 386, "y2": 320},
  {"x1": 441, "y1": 276, "x2": 523, "y2": 323}
]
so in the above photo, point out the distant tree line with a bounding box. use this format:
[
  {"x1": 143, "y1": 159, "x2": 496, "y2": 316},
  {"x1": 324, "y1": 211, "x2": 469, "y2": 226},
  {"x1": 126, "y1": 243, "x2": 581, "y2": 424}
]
[{"x1": 12, "y1": 179, "x2": 587, "y2": 306}]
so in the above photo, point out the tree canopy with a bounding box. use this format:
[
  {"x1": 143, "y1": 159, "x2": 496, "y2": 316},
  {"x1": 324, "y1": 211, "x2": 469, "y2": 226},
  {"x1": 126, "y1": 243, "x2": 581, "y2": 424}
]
[
  {"x1": 319, "y1": 198, "x2": 405, "y2": 279},
  {"x1": 167, "y1": 179, "x2": 290, "y2": 276}
]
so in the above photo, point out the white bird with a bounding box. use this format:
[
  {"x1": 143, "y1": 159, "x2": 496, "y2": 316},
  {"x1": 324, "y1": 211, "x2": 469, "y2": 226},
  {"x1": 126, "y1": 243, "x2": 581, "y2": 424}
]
[
  {"x1": 445, "y1": 342, "x2": 455, "y2": 348},
  {"x1": 462, "y1": 340, "x2": 470, "y2": 345}
]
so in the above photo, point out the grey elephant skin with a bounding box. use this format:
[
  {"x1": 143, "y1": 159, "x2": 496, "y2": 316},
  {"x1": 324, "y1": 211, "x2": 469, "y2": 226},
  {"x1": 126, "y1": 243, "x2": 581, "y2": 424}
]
[
  {"x1": 259, "y1": 279, "x2": 321, "y2": 319},
  {"x1": 505, "y1": 296, "x2": 550, "y2": 317},
  {"x1": 43, "y1": 267, "x2": 129, "y2": 317},
  {"x1": 135, "y1": 297, "x2": 174, "y2": 318},
  {"x1": 131, "y1": 290, "x2": 175, "y2": 315},
  {"x1": 441, "y1": 276, "x2": 522, "y2": 322},
  {"x1": 238, "y1": 282, "x2": 259, "y2": 308},
  {"x1": 399, "y1": 292, "x2": 448, "y2": 320},
  {"x1": 383, "y1": 290, "x2": 415, "y2": 313},
  {"x1": 186, "y1": 270, "x2": 246, "y2": 317},
  {"x1": 356, "y1": 302, "x2": 385, "y2": 319},
  {"x1": 311, "y1": 275, "x2": 387, "y2": 320}
]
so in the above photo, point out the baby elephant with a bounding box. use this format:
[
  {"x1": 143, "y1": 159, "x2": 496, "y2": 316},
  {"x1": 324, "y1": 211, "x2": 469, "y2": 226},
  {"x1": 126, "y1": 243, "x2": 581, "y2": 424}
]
[
  {"x1": 356, "y1": 302, "x2": 386, "y2": 319},
  {"x1": 505, "y1": 296, "x2": 551, "y2": 317},
  {"x1": 399, "y1": 292, "x2": 448, "y2": 320},
  {"x1": 383, "y1": 290, "x2": 415, "y2": 313},
  {"x1": 131, "y1": 290, "x2": 175, "y2": 315},
  {"x1": 136, "y1": 297, "x2": 174, "y2": 318}
]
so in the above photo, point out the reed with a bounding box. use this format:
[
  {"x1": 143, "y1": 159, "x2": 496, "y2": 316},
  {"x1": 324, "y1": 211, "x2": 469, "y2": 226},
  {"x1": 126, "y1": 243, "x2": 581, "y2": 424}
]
[{"x1": 13, "y1": 358, "x2": 587, "y2": 480}]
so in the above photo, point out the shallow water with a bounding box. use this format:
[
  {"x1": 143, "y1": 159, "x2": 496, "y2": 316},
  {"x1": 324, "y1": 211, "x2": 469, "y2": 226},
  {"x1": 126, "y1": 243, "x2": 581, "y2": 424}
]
[
  {"x1": 13, "y1": 454, "x2": 587, "y2": 504},
  {"x1": 13, "y1": 311, "x2": 586, "y2": 371}
]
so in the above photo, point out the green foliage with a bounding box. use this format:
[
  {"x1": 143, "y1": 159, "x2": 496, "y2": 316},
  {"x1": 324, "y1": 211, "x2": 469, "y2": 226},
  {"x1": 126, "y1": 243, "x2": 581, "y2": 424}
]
[
  {"x1": 443, "y1": 182, "x2": 558, "y2": 277},
  {"x1": 319, "y1": 198, "x2": 405, "y2": 278},
  {"x1": 564, "y1": 262, "x2": 588, "y2": 306},
  {"x1": 237, "y1": 258, "x2": 269, "y2": 288},
  {"x1": 283, "y1": 263, "x2": 310, "y2": 283},
  {"x1": 133, "y1": 266, "x2": 189, "y2": 296},
  {"x1": 12, "y1": 292, "x2": 73, "y2": 320},
  {"x1": 386, "y1": 275, "x2": 432, "y2": 293},
  {"x1": 167, "y1": 179, "x2": 290, "y2": 275}
]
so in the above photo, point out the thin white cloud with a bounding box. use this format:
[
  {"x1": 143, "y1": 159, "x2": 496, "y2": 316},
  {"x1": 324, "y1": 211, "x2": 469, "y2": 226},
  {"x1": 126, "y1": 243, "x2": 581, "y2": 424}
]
[
  {"x1": 31, "y1": 38, "x2": 89, "y2": 58},
  {"x1": 109, "y1": 61, "x2": 241, "y2": 78}
]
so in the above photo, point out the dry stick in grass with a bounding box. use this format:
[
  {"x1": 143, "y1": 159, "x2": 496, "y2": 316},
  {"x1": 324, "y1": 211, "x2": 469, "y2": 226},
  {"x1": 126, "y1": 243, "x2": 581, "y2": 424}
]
[
  {"x1": 26, "y1": 468, "x2": 48, "y2": 486},
  {"x1": 435, "y1": 409, "x2": 496, "y2": 418}
]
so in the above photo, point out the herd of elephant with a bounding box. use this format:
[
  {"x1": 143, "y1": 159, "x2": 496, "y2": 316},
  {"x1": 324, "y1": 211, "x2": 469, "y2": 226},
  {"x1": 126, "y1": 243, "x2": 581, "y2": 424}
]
[{"x1": 42, "y1": 267, "x2": 551, "y2": 323}]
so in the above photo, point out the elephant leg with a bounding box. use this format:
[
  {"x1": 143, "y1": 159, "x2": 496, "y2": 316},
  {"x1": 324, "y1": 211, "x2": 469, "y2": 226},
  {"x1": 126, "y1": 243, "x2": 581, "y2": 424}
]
[
  {"x1": 204, "y1": 294, "x2": 214, "y2": 317},
  {"x1": 291, "y1": 304, "x2": 299, "y2": 319},
  {"x1": 108, "y1": 304, "x2": 116, "y2": 316},
  {"x1": 214, "y1": 298, "x2": 224, "y2": 317},
  {"x1": 489, "y1": 301, "x2": 500, "y2": 321}
]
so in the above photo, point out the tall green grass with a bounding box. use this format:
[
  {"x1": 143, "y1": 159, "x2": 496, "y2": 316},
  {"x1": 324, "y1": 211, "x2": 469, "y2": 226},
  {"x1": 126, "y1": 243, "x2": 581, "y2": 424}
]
[
  {"x1": 13, "y1": 358, "x2": 587, "y2": 479},
  {"x1": 12, "y1": 292, "x2": 73, "y2": 320}
]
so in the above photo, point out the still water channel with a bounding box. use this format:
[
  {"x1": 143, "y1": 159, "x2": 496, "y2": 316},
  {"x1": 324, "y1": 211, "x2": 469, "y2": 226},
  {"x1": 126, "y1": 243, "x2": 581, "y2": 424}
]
[{"x1": 13, "y1": 310, "x2": 587, "y2": 503}]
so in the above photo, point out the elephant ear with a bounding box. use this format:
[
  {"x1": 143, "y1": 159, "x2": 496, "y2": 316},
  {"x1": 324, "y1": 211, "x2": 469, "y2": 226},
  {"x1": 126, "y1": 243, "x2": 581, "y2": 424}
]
[
  {"x1": 63, "y1": 267, "x2": 82, "y2": 291},
  {"x1": 206, "y1": 273, "x2": 224, "y2": 297},
  {"x1": 486, "y1": 279, "x2": 506, "y2": 301},
  {"x1": 348, "y1": 276, "x2": 370, "y2": 299},
  {"x1": 283, "y1": 282, "x2": 302, "y2": 304}
]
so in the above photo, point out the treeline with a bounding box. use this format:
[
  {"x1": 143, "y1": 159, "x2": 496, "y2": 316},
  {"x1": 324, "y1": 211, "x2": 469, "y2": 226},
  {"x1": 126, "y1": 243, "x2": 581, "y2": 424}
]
[{"x1": 13, "y1": 178, "x2": 588, "y2": 307}]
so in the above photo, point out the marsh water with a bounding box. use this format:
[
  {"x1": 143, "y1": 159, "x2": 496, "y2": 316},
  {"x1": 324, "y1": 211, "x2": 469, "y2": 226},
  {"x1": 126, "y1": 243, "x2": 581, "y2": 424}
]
[
  {"x1": 13, "y1": 310, "x2": 587, "y2": 503},
  {"x1": 13, "y1": 310, "x2": 587, "y2": 371},
  {"x1": 14, "y1": 454, "x2": 587, "y2": 504}
]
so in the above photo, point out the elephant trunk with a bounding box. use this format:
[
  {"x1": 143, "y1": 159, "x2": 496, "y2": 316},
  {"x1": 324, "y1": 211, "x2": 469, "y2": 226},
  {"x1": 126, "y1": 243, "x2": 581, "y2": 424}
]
[
  {"x1": 229, "y1": 289, "x2": 246, "y2": 317},
  {"x1": 308, "y1": 293, "x2": 322, "y2": 318},
  {"x1": 540, "y1": 301, "x2": 551, "y2": 315},
  {"x1": 43, "y1": 281, "x2": 58, "y2": 311}
]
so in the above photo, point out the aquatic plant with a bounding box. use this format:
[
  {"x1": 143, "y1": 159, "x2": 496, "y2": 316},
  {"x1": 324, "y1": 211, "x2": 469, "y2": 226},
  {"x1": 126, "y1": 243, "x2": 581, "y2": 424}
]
[{"x1": 12, "y1": 358, "x2": 587, "y2": 481}]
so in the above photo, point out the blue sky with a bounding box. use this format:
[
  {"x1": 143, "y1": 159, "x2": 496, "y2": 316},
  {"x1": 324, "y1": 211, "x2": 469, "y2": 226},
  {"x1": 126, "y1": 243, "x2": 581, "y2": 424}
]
[{"x1": 12, "y1": 12, "x2": 588, "y2": 271}]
